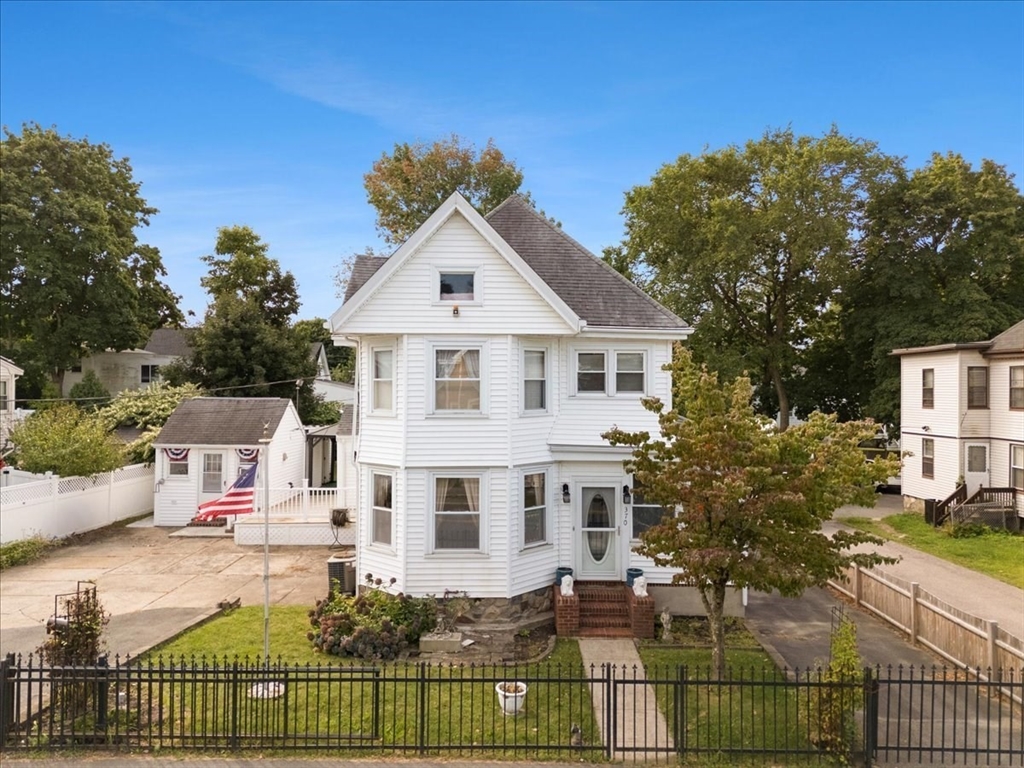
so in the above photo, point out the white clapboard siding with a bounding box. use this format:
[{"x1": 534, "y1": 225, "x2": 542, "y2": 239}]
[
  {"x1": 988, "y1": 359, "x2": 1024, "y2": 444},
  {"x1": 902, "y1": 352, "x2": 963, "y2": 438},
  {"x1": 341, "y1": 214, "x2": 573, "y2": 337}
]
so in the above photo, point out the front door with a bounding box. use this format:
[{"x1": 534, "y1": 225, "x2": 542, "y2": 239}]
[
  {"x1": 199, "y1": 452, "x2": 226, "y2": 505},
  {"x1": 964, "y1": 443, "x2": 989, "y2": 495},
  {"x1": 578, "y1": 486, "x2": 618, "y2": 580}
]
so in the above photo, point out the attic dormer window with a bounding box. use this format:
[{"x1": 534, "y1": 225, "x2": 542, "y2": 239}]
[{"x1": 439, "y1": 272, "x2": 475, "y2": 301}]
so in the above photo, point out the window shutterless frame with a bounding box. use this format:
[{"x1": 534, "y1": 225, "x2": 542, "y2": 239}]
[
  {"x1": 522, "y1": 348, "x2": 548, "y2": 413},
  {"x1": 431, "y1": 473, "x2": 485, "y2": 552},
  {"x1": 967, "y1": 367, "x2": 988, "y2": 409},
  {"x1": 370, "y1": 348, "x2": 394, "y2": 413},
  {"x1": 432, "y1": 266, "x2": 482, "y2": 305},
  {"x1": 431, "y1": 343, "x2": 485, "y2": 414},
  {"x1": 1010, "y1": 366, "x2": 1024, "y2": 411},
  {"x1": 522, "y1": 469, "x2": 548, "y2": 547},
  {"x1": 370, "y1": 471, "x2": 394, "y2": 547},
  {"x1": 922, "y1": 368, "x2": 934, "y2": 409},
  {"x1": 921, "y1": 438, "x2": 935, "y2": 479},
  {"x1": 1010, "y1": 444, "x2": 1024, "y2": 491}
]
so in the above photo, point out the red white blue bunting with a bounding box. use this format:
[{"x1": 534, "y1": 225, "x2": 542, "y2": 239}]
[
  {"x1": 164, "y1": 448, "x2": 189, "y2": 462},
  {"x1": 237, "y1": 448, "x2": 260, "y2": 462}
]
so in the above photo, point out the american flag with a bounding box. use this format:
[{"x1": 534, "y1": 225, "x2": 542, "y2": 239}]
[{"x1": 194, "y1": 463, "x2": 259, "y2": 521}]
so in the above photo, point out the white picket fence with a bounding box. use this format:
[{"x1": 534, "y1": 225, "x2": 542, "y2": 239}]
[{"x1": 0, "y1": 464, "x2": 154, "y2": 544}]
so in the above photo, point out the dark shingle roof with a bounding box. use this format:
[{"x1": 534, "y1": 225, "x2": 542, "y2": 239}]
[
  {"x1": 144, "y1": 328, "x2": 192, "y2": 357},
  {"x1": 156, "y1": 398, "x2": 291, "y2": 446},
  {"x1": 343, "y1": 256, "x2": 388, "y2": 303},
  {"x1": 485, "y1": 196, "x2": 688, "y2": 330},
  {"x1": 340, "y1": 198, "x2": 689, "y2": 331},
  {"x1": 985, "y1": 320, "x2": 1024, "y2": 357}
]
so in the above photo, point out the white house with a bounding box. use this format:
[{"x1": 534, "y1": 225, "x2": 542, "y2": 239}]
[
  {"x1": 894, "y1": 320, "x2": 1024, "y2": 516},
  {"x1": 152, "y1": 397, "x2": 306, "y2": 527},
  {"x1": 328, "y1": 193, "x2": 693, "y2": 611},
  {"x1": 62, "y1": 328, "x2": 191, "y2": 397},
  {"x1": 0, "y1": 356, "x2": 25, "y2": 452}
]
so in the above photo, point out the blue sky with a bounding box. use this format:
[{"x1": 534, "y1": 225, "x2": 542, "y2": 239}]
[{"x1": 2, "y1": 1, "x2": 1021, "y2": 322}]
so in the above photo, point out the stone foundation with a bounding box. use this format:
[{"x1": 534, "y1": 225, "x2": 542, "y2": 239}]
[
  {"x1": 903, "y1": 495, "x2": 925, "y2": 513},
  {"x1": 457, "y1": 585, "x2": 554, "y2": 625}
]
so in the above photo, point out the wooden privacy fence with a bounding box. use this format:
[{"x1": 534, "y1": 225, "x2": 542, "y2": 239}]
[{"x1": 830, "y1": 564, "x2": 1024, "y2": 701}]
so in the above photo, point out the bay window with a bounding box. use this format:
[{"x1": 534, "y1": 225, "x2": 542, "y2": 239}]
[
  {"x1": 523, "y1": 471, "x2": 546, "y2": 546},
  {"x1": 435, "y1": 348, "x2": 481, "y2": 411},
  {"x1": 372, "y1": 472, "x2": 393, "y2": 546},
  {"x1": 523, "y1": 349, "x2": 547, "y2": 411},
  {"x1": 434, "y1": 476, "x2": 481, "y2": 550},
  {"x1": 372, "y1": 349, "x2": 394, "y2": 412}
]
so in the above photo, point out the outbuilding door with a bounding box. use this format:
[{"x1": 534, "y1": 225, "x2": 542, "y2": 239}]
[
  {"x1": 578, "y1": 486, "x2": 619, "y2": 581},
  {"x1": 199, "y1": 451, "x2": 227, "y2": 505},
  {"x1": 964, "y1": 443, "x2": 989, "y2": 496}
]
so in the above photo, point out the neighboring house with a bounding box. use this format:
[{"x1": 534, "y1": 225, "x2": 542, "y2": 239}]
[
  {"x1": 62, "y1": 328, "x2": 191, "y2": 397},
  {"x1": 0, "y1": 356, "x2": 26, "y2": 452},
  {"x1": 152, "y1": 397, "x2": 305, "y2": 527},
  {"x1": 327, "y1": 193, "x2": 693, "y2": 607},
  {"x1": 310, "y1": 341, "x2": 356, "y2": 405},
  {"x1": 894, "y1": 320, "x2": 1024, "y2": 517}
]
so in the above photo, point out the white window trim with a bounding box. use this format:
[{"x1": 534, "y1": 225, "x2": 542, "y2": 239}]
[
  {"x1": 370, "y1": 346, "x2": 395, "y2": 416},
  {"x1": 428, "y1": 340, "x2": 488, "y2": 416},
  {"x1": 428, "y1": 470, "x2": 487, "y2": 555},
  {"x1": 1010, "y1": 444, "x2": 1024, "y2": 491},
  {"x1": 572, "y1": 347, "x2": 650, "y2": 397},
  {"x1": 521, "y1": 467, "x2": 550, "y2": 550},
  {"x1": 521, "y1": 346, "x2": 550, "y2": 415},
  {"x1": 167, "y1": 459, "x2": 189, "y2": 478},
  {"x1": 369, "y1": 469, "x2": 396, "y2": 551},
  {"x1": 431, "y1": 266, "x2": 483, "y2": 306},
  {"x1": 615, "y1": 350, "x2": 647, "y2": 395}
]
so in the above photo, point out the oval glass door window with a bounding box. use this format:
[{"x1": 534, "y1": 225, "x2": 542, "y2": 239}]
[{"x1": 586, "y1": 492, "x2": 610, "y2": 562}]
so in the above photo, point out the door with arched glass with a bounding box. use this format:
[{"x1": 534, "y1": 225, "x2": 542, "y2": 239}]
[{"x1": 579, "y1": 486, "x2": 618, "y2": 580}]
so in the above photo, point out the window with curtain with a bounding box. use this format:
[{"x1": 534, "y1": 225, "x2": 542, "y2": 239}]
[
  {"x1": 372, "y1": 349, "x2": 393, "y2": 411},
  {"x1": 434, "y1": 476, "x2": 480, "y2": 550},
  {"x1": 523, "y1": 350, "x2": 546, "y2": 411},
  {"x1": 922, "y1": 439, "x2": 934, "y2": 479},
  {"x1": 523, "y1": 472, "x2": 546, "y2": 546},
  {"x1": 967, "y1": 367, "x2": 988, "y2": 408},
  {"x1": 372, "y1": 473, "x2": 393, "y2": 546},
  {"x1": 922, "y1": 369, "x2": 934, "y2": 408},
  {"x1": 435, "y1": 349, "x2": 480, "y2": 410}
]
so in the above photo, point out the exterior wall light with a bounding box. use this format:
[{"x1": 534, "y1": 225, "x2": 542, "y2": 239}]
[
  {"x1": 622, "y1": 485, "x2": 632, "y2": 504},
  {"x1": 562, "y1": 483, "x2": 571, "y2": 504}
]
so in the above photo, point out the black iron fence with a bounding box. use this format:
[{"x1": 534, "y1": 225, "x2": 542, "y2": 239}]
[{"x1": 1, "y1": 654, "x2": 1021, "y2": 764}]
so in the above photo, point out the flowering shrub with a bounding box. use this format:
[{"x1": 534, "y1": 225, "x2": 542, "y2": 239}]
[{"x1": 307, "y1": 575, "x2": 436, "y2": 661}]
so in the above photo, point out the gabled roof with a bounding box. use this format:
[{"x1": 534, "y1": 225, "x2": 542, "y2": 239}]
[
  {"x1": 0, "y1": 356, "x2": 25, "y2": 376},
  {"x1": 985, "y1": 319, "x2": 1024, "y2": 357},
  {"x1": 335, "y1": 193, "x2": 691, "y2": 334},
  {"x1": 486, "y1": 196, "x2": 688, "y2": 330},
  {"x1": 156, "y1": 397, "x2": 292, "y2": 446},
  {"x1": 144, "y1": 328, "x2": 192, "y2": 357},
  {"x1": 891, "y1": 319, "x2": 1024, "y2": 358}
]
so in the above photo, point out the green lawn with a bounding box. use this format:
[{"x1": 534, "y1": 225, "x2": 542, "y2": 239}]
[{"x1": 844, "y1": 513, "x2": 1024, "y2": 589}]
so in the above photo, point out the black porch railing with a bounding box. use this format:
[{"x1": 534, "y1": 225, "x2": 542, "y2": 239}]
[{"x1": 1, "y1": 654, "x2": 1021, "y2": 764}]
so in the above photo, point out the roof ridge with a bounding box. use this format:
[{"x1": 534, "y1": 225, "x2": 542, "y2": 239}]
[{"x1": 490, "y1": 196, "x2": 686, "y2": 327}]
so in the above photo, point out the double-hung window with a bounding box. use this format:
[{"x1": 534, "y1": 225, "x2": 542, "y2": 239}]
[
  {"x1": 372, "y1": 349, "x2": 394, "y2": 412},
  {"x1": 372, "y1": 472, "x2": 393, "y2": 546},
  {"x1": 523, "y1": 471, "x2": 547, "y2": 546},
  {"x1": 921, "y1": 438, "x2": 935, "y2": 479},
  {"x1": 631, "y1": 484, "x2": 666, "y2": 539},
  {"x1": 575, "y1": 350, "x2": 647, "y2": 395},
  {"x1": 967, "y1": 367, "x2": 988, "y2": 409},
  {"x1": 922, "y1": 369, "x2": 934, "y2": 409},
  {"x1": 523, "y1": 349, "x2": 547, "y2": 411},
  {"x1": 1010, "y1": 445, "x2": 1024, "y2": 490},
  {"x1": 434, "y1": 476, "x2": 481, "y2": 551},
  {"x1": 0, "y1": 381, "x2": 7, "y2": 411},
  {"x1": 1010, "y1": 366, "x2": 1024, "y2": 410},
  {"x1": 435, "y1": 348, "x2": 481, "y2": 411}
]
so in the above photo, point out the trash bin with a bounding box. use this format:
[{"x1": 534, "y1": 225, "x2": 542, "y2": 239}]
[
  {"x1": 626, "y1": 567, "x2": 644, "y2": 587},
  {"x1": 555, "y1": 566, "x2": 574, "y2": 586},
  {"x1": 327, "y1": 555, "x2": 356, "y2": 596}
]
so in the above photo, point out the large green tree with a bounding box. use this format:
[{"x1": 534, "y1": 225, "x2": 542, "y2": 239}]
[
  {"x1": 9, "y1": 404, "x2": 124, "y2": 476},
  {"x1": 833, "y1": 153, "x2": 1024, "y2": 429},
  {"x1": 609, "y1": 127, "x2": 897, "y2": 429},
  {"x1": 364, "y1": 135, "x2": 527, "y2": 244},
  {"x1": 167, "y1": 227, "x2": 325, "y2": 422},
  {"x1": 604, "y1": 348, "x2": 896, "y2": 675},
  {"x1": 0, "y1": 124, "x2": 182, "y2": 389}
]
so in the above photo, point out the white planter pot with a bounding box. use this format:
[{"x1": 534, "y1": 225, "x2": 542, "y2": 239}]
[{"x1": 495, "y1": 681, "x2": 527, "y2": 716}]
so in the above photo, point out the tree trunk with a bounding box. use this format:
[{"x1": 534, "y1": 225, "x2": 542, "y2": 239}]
[
  {"x1": 770, "y1": 362, "x2": 790, "y2": 431},
  {"x1": 699, "y1": 581, "x2": 729, "y2": 678}
]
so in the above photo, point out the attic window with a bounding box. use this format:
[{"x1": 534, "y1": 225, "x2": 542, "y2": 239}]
[{"x1": 439, "y1": 272, "x2": 474, "y2": 301}]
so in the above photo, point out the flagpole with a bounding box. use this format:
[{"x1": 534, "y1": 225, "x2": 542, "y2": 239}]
[{"x1": 260, "y1": 424, "x2": 272, "y2": 664}]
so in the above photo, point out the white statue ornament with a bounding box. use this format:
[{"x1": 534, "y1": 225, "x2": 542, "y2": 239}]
[
  {"x1": 559, "y1": 574, "x2": 574, "y2": 597},
  {"x1": 632, "y1": 575, "x2": 648, "y2": 597}
]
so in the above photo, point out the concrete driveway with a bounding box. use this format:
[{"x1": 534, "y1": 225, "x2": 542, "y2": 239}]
[{"x1": 0, "y1": 518, "x2": 339, "y2": 659}]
